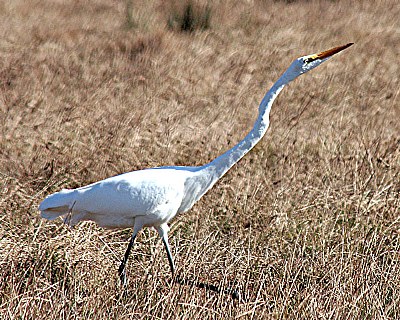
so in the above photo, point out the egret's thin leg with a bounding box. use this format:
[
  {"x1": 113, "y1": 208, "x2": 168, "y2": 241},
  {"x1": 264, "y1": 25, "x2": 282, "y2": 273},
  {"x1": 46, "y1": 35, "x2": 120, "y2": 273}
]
[
  {"x1": 162, "y1": 234, "x2": 175, "y2": 277},
  {"x1": 118, "y1": 222, "x2": 143, "y2": 287},
  {"x1": 118, "y1": 233, "x2": 137, "y2": 286},
  {"x1": 156, "y1": 224, "x2": 175, "y2": 277}
]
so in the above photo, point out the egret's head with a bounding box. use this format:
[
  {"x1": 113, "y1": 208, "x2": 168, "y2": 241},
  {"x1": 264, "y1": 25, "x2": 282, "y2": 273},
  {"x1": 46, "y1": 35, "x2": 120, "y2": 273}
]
[{"x1": 284, "y1": 43, "x2": 353, "y2": 82}]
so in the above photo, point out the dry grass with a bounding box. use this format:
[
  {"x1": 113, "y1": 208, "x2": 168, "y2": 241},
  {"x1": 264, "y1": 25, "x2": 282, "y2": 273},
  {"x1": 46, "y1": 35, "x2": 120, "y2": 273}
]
[{"x1": 1, "y1": 0, "x2": 400, "y2": 318}]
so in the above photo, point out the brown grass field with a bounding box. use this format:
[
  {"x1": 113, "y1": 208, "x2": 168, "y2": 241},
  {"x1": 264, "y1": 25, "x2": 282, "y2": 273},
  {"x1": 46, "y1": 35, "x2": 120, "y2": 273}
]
[{"x1": 1, "y1": 0, "x2": 399, "y2": 318}]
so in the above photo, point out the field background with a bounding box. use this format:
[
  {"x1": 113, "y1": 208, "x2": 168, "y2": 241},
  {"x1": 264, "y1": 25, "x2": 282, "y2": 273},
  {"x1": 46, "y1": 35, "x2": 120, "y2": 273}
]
[{"x1": 1, "y1": 0, "x2": 399, "y2": 319}]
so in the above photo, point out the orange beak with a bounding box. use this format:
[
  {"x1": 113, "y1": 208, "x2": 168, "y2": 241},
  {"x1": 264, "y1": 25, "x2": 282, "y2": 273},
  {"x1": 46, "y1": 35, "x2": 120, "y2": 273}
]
[{"x1": 307, "y1": 43, "x2": 353, "y2": 62}]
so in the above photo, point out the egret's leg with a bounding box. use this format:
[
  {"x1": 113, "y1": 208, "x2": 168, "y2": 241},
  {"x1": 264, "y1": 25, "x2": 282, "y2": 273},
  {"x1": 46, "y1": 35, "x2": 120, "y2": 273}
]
[
  {"x1": 118, "y1": 223, "x2": 142, "y2": 286},
  {"x1": 118, "y1": 234, "x2": 136, "y2": 286},
  {"x1": 162, "y1": 234, "x2": 175, "y2": 277},
  {"x1": 156, "y1": 224, "x2": 175, "y2": 278}
]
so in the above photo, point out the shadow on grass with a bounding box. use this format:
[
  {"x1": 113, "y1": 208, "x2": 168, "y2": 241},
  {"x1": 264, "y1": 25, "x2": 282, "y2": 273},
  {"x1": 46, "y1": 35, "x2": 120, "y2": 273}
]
[
  {"x1": 174, "y1": 276, "x2": 241, "y2": 300},
  {"x1": 116, "y1": 275, "x2": 241, "y2": 302}
]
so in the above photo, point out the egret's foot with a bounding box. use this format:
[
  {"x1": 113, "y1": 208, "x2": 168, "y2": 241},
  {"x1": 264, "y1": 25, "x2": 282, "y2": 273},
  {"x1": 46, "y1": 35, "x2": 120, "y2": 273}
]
[{"x1": 230, "y1": 289, "x2": 240, "y2": 300}]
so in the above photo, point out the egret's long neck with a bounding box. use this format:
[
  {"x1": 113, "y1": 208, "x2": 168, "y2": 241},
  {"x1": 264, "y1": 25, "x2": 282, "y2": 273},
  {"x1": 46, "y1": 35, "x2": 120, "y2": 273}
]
[{"x1": 196, "y1": 74, "x2": 290, "y2": 194}]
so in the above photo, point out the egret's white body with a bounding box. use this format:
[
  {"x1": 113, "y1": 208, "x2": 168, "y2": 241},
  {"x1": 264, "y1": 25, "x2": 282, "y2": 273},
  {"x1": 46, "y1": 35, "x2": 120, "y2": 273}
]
[
  {"x1": 39, "y1": 43, "x2": 352, "y2": 284},
  {"x1": 41, "y1": 165, "x2": 217, "y2": 230}
]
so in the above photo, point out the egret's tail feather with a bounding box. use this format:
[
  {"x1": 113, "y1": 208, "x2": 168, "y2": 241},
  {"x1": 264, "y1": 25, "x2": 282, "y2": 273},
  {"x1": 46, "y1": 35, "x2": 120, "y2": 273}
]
[
  {"x1": 39, "y1": 189, "x2": 76, "y2": 220},
  {"x1": 41, "y1": 206, "x2": 70, "y2": 220}
]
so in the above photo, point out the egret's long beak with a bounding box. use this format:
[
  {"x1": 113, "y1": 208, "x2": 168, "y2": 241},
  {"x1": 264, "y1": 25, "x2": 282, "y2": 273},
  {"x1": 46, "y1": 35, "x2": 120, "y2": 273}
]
[{"x1": 307, "y1": 43, "x2": 353, "y2": 62}]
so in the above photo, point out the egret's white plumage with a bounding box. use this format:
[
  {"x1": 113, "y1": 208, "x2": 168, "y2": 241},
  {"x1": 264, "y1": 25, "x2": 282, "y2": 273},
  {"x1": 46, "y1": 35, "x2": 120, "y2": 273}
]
[{"x1": 39, "y1": 43, "x2": 353, "y2": 284}]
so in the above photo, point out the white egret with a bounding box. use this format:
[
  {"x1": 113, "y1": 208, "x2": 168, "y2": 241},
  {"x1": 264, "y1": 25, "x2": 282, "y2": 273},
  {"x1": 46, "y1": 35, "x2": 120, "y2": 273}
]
[{"x1": 39, "y1": 43, "x2": 353, "y2": 285}]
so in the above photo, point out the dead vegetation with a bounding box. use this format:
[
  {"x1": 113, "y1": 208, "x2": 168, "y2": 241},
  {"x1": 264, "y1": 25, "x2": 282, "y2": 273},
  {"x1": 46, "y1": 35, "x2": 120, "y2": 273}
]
[{"x1": 0, "y1": 0, "x2": 399, "y2": 319}]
